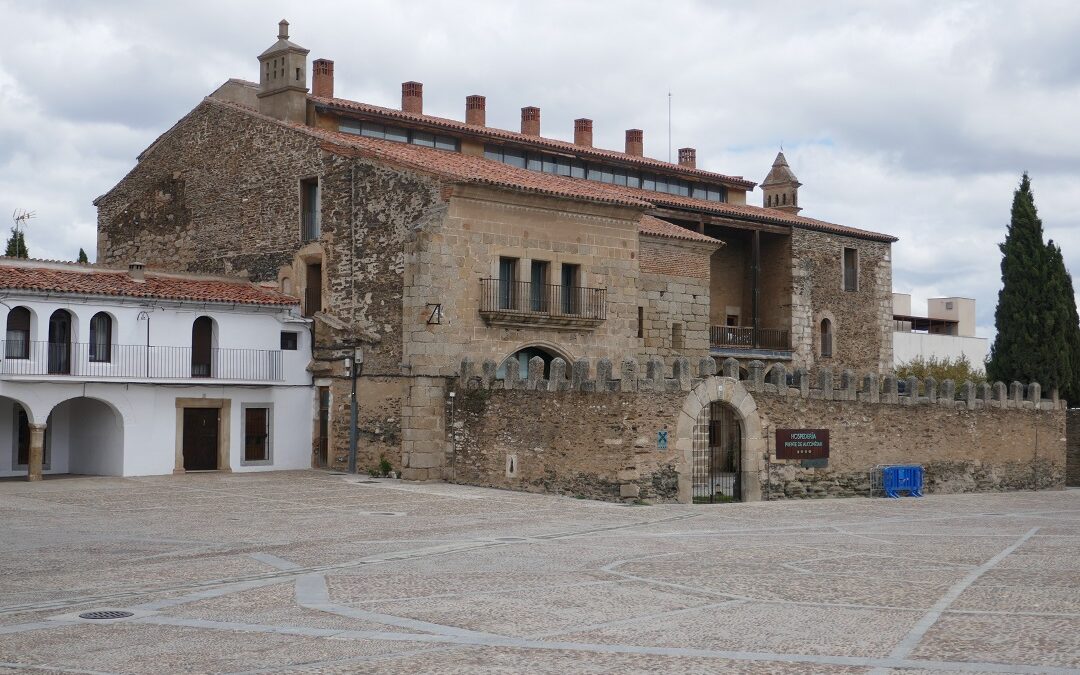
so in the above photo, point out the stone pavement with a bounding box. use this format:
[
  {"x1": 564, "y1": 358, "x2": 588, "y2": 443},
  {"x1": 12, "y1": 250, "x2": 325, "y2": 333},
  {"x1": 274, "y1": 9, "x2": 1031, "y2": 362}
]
[{"x1": 0, "y1": 472, "x2": 1077, "y2": 674}]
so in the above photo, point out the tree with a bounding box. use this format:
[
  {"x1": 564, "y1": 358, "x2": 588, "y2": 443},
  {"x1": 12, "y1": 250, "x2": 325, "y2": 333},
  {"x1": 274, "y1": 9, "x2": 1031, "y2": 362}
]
[
  {"x1": 4, "y1": 228, "x2": 28, "y2": 258},
  {"x1": 987, "y1": 173, "x2": 1080, "y2": 399},
  {"x1": 77, "y1": 248, "x2": 89, "y2": 263},
  {"x1": 897, "y1": 354, "x2": 986, "y2": 385}
]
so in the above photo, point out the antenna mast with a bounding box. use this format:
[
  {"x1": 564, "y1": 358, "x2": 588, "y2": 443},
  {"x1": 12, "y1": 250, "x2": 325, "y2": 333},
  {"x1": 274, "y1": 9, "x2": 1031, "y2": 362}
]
[
  {"x1": 11, "y1": 209, "x2": 34, "y2": 258},
  {"x1": 667, "y1": 90, "x2": 672, "y2": 162}
]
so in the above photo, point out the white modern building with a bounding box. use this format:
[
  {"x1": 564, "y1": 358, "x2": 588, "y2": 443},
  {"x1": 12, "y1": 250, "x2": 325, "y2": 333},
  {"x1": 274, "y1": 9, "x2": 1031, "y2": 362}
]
[
  {"x1": 0, "y1": 258, "x2": 314, "y2": 479},
  {"x1": 892, "y1": 293, "x2": 988, "y2": 369}
]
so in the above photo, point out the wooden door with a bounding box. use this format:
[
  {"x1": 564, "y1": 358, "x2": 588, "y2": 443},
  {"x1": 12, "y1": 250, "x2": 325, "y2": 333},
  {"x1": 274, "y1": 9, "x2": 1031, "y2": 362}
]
[{"x1": 183, "y1": 407, "x2": 219, "y2": 470}]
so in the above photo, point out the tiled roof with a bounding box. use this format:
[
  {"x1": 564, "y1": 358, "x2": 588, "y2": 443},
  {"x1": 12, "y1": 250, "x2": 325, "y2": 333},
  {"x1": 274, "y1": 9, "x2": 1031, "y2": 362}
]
[
  {"x1": 638, "y1": 215, "x2": 723, "y2": 245},
  {"x1": 0, "y1": 259, "x2": 298, "y2": 306},
  {"x1": 310, "y1": 95, "x2": 757, "y2": 190},
  {"x1": 206, "y1": 98, "x2": 898, "y2": 244}
]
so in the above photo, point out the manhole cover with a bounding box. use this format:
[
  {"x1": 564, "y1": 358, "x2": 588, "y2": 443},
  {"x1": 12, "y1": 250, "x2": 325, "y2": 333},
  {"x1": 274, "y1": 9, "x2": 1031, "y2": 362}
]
[{"x1": 79, "y1": 610, "x2": 134, "y2": 620}]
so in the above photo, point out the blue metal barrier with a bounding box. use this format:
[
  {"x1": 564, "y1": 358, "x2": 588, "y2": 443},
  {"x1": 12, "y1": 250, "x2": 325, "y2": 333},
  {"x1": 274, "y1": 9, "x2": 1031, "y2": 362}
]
[{"x1": 881, "y1": 465, "x2": 923, "y2": 498}]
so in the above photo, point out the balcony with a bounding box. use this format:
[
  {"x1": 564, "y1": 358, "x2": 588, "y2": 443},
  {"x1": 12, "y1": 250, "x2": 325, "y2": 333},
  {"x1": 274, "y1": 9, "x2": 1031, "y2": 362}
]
[
  {"x1": 479, "y1": 278, "x2": 607, "y2": 330},
  {"x1": 0, "y1": 341, "x2": 284, "y2": 382},
  {"x1": 710, "y1": 326, "x2": 792, "y2": 359}
]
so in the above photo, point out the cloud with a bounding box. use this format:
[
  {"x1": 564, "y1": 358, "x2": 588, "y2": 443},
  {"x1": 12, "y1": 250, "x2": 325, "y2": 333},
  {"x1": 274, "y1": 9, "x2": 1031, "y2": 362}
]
[{"x1": 2, "y1": 0, "x2": 1079, "y2": 340}]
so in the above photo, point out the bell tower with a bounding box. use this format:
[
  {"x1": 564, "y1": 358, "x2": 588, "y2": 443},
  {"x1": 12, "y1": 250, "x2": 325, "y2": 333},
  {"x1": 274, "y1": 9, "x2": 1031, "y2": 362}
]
[
  {"x1": 761, "y1": 150, "x2": 802, "y2": 215},
  {"x1": 257, "y1": 19, "x2": 310, "y2": 124}
]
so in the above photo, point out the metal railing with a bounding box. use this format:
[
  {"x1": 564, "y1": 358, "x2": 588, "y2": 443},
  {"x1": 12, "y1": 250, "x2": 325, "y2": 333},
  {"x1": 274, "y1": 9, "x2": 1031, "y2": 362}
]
[
  {"x1": 301, "y1": 211, "x2": 320, "y2": 242},
  {"x1": 1, "y1": 341, "x2": 283, "y2": 381},
  {"x1": 479, "y1": 279, "x2": 607, "y2": 321},
  {"x1": 710, "y1": 326, "x2": 791, "y2": 351}
]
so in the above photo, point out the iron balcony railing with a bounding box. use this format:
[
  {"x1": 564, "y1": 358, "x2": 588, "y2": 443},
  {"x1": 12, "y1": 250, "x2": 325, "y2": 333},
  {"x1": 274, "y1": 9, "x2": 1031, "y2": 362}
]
[
  {"x1": 710, "y1": 326, "x2": 791, "y2": 351},
  {"x1": 0, "y1": 341, "x2": 283, "y2": 381},
  {"x1": 479, "y1": 278, "x2": 607, "y2": 321}
]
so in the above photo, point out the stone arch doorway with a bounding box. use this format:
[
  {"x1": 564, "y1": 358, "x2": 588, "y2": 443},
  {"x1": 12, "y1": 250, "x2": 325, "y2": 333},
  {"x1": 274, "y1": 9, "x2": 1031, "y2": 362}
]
[
  {"x1": 675, "y1": 377, "x2": 764, "y2": 504},
  {"x1": 45, "y1": 397, "x2": 125, "y2": 476}
]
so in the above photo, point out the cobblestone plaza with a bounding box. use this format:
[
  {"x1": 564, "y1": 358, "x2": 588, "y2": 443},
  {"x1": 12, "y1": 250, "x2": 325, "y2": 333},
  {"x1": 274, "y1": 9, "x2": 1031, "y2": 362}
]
[{"x1": 1, "y1": 472, "x2": 1077, "y2": 673}]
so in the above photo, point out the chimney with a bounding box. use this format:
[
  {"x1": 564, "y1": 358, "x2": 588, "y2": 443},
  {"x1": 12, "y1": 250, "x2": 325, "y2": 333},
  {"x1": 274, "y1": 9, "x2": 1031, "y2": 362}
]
[
  {"x1": 128, "y1": 261, "x2": 145, "y2": 282},
  {"x1": 312, "y1": 59, "x2": 334, "y2": 98},
  {"x1": 625, "y1": 129, "x2": 643, "y2": 156},
  {"x1": 466, "y1": 95, "x2": 486, "y2": 126},
  {"x1": 574, "y1": 118, "x2": 593, "y2": 148},
  {"x1": 521, "y1": 106, "x2": 540, "y2": 136},
  {"x1": 402, "y1": 81, "x2": 423, "y2": 114},
  {"x1": 678, "y1": 147, "x2": 696, "y2": 169}
]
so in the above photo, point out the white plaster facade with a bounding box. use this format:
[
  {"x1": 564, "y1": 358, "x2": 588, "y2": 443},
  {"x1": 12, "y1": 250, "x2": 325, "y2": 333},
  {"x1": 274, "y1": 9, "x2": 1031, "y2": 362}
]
[{"x1": 0, "y1": 283, "x2": 314, "y2": 478}]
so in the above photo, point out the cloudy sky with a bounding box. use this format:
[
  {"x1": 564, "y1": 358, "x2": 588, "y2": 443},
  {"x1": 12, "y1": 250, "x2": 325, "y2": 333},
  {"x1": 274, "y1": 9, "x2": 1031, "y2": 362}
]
[{"x1": 2, "y1": 1, "x2": 1079, "y2": 338}]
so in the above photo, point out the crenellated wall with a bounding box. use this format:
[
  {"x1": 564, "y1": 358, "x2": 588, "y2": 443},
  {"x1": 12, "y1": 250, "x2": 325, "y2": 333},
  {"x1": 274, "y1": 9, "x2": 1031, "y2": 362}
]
[{"x1": 449, "y1": 356, "x2": 1066, "y2": 503}]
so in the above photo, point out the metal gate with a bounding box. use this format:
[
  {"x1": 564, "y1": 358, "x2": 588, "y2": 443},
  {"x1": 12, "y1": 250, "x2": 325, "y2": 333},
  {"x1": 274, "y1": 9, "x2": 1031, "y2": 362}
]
[{"x1": 692, "y1": 402, "x2": 741, "y2": 503}]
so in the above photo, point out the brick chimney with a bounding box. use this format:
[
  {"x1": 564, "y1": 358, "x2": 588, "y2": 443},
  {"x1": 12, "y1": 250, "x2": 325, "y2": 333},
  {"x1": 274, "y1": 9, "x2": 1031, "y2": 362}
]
[
  {"x1": 574, "y1": 118, "x2": 593, "y2": 148},
  {"x1": 678, "y1": 147, "x2": 696, "y2": 169},
  {"x1": 625, "y1": 129, "x2": 643, "y2": 156},
  {"x1": 312, "y1": 59, "x2": 334, "y2": 98},
  {"x1": 402, "y1": 81, "x2": 423, "y2": 114},
  {"x1": 521, "y1": 106, "x2": 540, "y2": 136},
  {"x1": 466, "y1": 95, "x2": 486, "y2": 126}
]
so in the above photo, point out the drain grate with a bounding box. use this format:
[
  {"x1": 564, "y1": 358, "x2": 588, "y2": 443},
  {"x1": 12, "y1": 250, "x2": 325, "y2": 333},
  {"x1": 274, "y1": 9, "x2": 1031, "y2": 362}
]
[
  {"x1": 79, "y1": 610, "x2": 134, "y2": 620},
  {"x1": 355, "y1": 480, "x2": 380, "y2": 484}
]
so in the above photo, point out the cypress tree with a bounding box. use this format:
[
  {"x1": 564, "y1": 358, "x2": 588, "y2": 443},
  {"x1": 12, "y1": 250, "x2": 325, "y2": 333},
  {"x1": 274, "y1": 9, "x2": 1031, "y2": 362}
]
[
  {"x1": 77, "y1": 248, "x2": 89, "y2": 263},
  {"x1": 4, "y1": 229, "x2": 28, "y2": 258},
  {"x1": 987, "y1": 173, "x2": 1078, "y2": 397}
]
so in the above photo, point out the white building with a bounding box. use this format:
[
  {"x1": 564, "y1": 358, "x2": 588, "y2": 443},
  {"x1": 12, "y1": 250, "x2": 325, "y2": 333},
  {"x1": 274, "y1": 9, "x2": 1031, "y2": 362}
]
[
  {"x1": 892, "y1": 293, "x2": 988, "y2": 369},
  {"x1": 0, "y1": 259, "x2": 315, "y2": 479}
]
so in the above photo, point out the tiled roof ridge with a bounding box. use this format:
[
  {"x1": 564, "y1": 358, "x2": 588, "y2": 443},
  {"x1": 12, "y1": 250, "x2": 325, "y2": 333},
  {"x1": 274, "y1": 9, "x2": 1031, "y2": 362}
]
[
  {"x1": 204, "y1": 98, "x2": 898, "y2": 243},
  {"x1": 310, "y1": 95, "x2": 758, "y2": 190},
  {"x1": 638, "y1": 215, "x2": 723, "y2": 246}
]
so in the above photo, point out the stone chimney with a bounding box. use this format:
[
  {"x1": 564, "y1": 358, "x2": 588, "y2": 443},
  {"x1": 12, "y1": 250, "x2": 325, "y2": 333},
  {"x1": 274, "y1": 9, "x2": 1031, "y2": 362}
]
[
  {"x1": 311, "y1": 59, "x2": 334, "y2": 98},
  {"x1": 678, "y1": 147, "x2": 696, "y2": 169},
  {"x1": 625, "y1": 129, "x2": 643, "y2": 156},
  {"x1": 466, "y1": 95, "x2": 486, "y2": 126},
  {"x1": 402, "y1": 81, "x2": 423, "y2": 114},
  {"x1": 256, "y1": 19, "x2": 310, "y2": 124},
  {"x1": 574, "y1": 118, "x2": 593, "y2": 148},
  {"x1": 521, "y1": 106, "x2": 540, "y2": 136},
  {"x1": 128, "y1": 261, "x2": 146, "y2": 282}
]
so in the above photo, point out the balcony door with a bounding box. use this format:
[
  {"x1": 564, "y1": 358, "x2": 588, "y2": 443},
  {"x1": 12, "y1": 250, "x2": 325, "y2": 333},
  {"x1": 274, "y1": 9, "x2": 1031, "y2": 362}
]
[
  {"x1": 530, "y1": 261, "x2": 549, "y2": 312},
  {"x1": 47, "y1": 309, "x2": 72, "y2": 375},
  {"x1": 561, "y1": 263, "x2": 580, "y2": 315},
  {"x1": 498, "y1": 257, "x2": 517, "y2": 310},
  {"x1": 191, "y1": 316, "x2": 214, "y2": 377}
]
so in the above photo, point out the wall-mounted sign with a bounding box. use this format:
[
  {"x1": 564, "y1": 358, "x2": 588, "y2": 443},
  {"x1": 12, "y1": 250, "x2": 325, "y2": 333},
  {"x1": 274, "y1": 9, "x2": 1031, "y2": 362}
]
[
  {"x1": 775, "y1": 429, "x2": 830, "y2": 460},
  {"x1": 657, "y1": 430, "x2": 669, "y2": 450}
]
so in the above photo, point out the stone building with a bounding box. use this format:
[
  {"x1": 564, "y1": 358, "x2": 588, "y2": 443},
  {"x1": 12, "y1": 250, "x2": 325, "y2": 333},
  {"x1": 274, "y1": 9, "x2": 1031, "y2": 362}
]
[{"x1": 96, "y1": 21, "x2": 897, "y2": 481}]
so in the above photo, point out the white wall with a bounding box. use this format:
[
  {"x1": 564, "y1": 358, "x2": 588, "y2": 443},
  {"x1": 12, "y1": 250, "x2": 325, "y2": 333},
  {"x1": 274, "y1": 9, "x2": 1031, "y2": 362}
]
[
  {"x1": 893, "y1": 332, "x2": 989, "y2": 370},
  {"x1": 64, "y1": 398, "x2": 124, "y2": 476}
]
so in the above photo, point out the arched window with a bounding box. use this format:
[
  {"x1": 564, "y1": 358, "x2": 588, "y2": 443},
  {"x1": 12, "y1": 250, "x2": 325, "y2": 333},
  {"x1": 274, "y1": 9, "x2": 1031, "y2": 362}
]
[
  {"x1": 48, "y1": 309, "x2": 72, "y2": 375},
  {"x1": 89, "y1": 312, "x2": 112, "y2": 363},
  {"x1": 820, "y1": 318, "x2": 833, "y2": 358},
  {"x1": 5, "y1": 307, "x2": 30, "y2": 359},
  {"x1": 191, "y1": 316, "x2": 214, "y2": 377}
]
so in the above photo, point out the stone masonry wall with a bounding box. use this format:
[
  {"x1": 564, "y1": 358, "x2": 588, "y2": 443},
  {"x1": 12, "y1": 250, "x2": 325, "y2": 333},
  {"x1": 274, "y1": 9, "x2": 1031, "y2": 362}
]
[
  {"x1": 639, "y1": 237, "x2": 714, "y2": 364},
  {"x1": 790, "y1": 228, "x2": 893, "y2": 375},
  {"x1": 450, "y1": 356, "x2": 1065, "y2": 503},
  {"x1": 1067, "y1": 408, "x2": 1080, "y2": 487}
]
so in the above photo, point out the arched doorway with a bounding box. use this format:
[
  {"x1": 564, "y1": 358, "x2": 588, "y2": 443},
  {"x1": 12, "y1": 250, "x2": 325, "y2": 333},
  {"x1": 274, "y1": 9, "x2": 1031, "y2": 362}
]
[
  {"x1": 675, "y1": 376, "x2": 764, "y2": 504},
  {"x1": 191, "y1": 316, "x2": 214, "y2": 377},
  {"x1": 0, "y1": 396, "x2": 41, "y2": 477},
  {"x1": 46, "y1": 398, "x2": 124, "y2": 476},
  {"x1": 496, "y1": 345, "x2": 566, "y2": 380},
  {"x1": 47, "y1": 309, "x2": 72, "y2": 375}
]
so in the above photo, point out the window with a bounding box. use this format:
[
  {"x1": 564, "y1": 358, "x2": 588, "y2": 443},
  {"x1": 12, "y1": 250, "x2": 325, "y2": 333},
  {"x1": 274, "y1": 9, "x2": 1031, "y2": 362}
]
[
  {"x1": 5, "y1": 306, "x2": 30, "y2": 359},
  {"x1": 530, "y1": 260, "x2": 549, "y2": 312},
  {"x1": 89, "y1": 312, "x2": 112, "y2": 363},
  {"x1": 561, "y1": 263, "x2": 580, "y2": 315},
  {"x1": 191, "y1": 316, "x2": 214, "y2": 377},
  {"x1": 280, "y1": 332, "x2": 299, "y2": 350},
  {"x1": 820, "y1": 318, "x2": 833, "y2": 358},
  {"x1": 242, "y1": 405, "x2": 271, "y2": 464},
  {"x1": 672, "y1": 323, "x2": 684, "y2": 351},
  {"x1": 843, "y1": 247, "x2": 858, "y2": 292},
  {"x1": 300, "y1": 178, "x2": 320, "y2": 241},
  {"x1": 637, "y1": 306, "x2": 644, "y2": 338},
  {"x1": 498, "y1": 257, "x2": 518, "y2": 310}
]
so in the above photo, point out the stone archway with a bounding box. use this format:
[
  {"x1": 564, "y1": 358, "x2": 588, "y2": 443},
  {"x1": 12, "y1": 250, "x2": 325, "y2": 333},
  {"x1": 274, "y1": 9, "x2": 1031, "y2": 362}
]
[{"x1": 675, "y1": 376, "x2": 764, "y2": 504}]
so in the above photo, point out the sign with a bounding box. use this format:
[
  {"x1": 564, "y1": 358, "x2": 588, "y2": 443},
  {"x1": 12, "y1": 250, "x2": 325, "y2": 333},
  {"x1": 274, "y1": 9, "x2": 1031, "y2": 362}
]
[
  {"x1": 775, "y1": 428, "x2": 830, "y2": 460},
  {"x1": 657, "y1": 430, "x2": 669, "y2": 450}
]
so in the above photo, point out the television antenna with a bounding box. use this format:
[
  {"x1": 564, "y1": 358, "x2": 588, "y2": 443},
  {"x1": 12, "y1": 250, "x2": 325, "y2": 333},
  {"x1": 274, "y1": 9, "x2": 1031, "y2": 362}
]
[{"x1": 10, "y1": 209, "x2": 34, "y2": 258}]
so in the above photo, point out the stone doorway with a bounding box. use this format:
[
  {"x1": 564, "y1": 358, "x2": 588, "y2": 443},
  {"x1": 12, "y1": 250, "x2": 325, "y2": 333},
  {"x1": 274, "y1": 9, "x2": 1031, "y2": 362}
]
[{"x1": 182, "y1": 408, "x2": 219, "y2": 470}]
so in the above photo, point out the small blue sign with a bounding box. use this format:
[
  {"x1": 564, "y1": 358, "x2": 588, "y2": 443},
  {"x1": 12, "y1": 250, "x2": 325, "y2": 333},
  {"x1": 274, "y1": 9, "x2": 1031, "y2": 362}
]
[{"x1": 657, "y1": 430, "x2": 669, "y2": 450}]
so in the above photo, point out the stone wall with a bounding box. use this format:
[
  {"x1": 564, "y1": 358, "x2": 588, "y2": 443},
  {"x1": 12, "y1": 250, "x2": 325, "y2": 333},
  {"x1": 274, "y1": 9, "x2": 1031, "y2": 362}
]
[
  {"x1": 1067, "y1": 408, "x2": 1080, "y2": 487},
  {"x1": 790, "y1": 228, "x2": 893, "y2": 375},
  {"x1": 639, "y1": 237, "x2": 714, "y2": 363},
  {"x1": 450, "y1": 356, "x2": 1065, "y2": 503}
]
